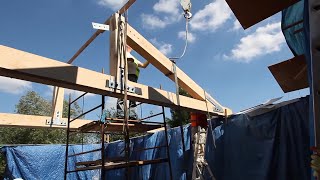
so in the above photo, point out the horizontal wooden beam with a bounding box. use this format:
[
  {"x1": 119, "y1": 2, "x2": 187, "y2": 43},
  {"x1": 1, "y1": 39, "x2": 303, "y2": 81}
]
[
  {"x1": 0, "y1": 45, "x2": 231, "y2": 115},
  {"x1": 0, "y1": 113, "x2": 89, "y2": 130},
  {"x1": 0, "y1": 113, "x2": 161, "y2": 132}
]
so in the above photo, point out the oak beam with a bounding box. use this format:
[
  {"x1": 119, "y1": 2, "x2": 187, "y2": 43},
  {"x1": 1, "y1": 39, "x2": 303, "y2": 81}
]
[{"x1": 0, "y1": 45, "x2": 230, "y2": 115}]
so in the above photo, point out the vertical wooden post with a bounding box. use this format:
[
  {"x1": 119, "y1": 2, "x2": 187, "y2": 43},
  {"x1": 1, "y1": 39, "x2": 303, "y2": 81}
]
[
  {"x1": 64, "y1": 95, "x2": 71, "y2": 180},
  {"x1": 52, "y1": 86, "x2": 65, "y2": 121},
  {"x1": 109, "y1": 13, "x2": 120, "y2": 85}
]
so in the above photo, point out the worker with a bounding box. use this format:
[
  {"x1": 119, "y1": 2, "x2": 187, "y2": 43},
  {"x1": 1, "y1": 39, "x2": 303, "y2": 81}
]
[
  {"x1": 190, "y1": 112, "x2": 208, "y2": 162},
  {"x1": 116, "y1": 45, "x2": 150, "y2": 120}
]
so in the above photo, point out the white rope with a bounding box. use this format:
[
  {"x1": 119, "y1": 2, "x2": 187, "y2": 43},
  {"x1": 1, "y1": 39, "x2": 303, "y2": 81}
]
[{"x1": 169, "y1": 16, "x2": 190, "y2": 61}]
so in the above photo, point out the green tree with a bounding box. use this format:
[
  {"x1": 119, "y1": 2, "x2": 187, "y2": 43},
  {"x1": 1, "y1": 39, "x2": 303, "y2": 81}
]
[
  {"x1": 0, "y1": 91, "x2": 84, "y2": 144},
  {"x1": 166, "y1": 88, "x2": 191, "y2": 127},
  {"x1": 0, "y1": 91, "x2": 88, "y2": 177}
]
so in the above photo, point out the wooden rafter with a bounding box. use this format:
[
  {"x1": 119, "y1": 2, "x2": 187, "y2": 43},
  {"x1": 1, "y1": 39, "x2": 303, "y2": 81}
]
[{"x1": 0, "y1": 45, "x2": 231, "y2": 116}]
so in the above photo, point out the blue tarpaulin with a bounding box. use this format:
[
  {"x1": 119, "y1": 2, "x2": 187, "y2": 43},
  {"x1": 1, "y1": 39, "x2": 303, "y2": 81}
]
[
  {"x1": 282, "y1": 0, "x2": 305, "y2": 56},
  {"x1": 2, "y1": 96, "x2": 311, "y2": 180}
]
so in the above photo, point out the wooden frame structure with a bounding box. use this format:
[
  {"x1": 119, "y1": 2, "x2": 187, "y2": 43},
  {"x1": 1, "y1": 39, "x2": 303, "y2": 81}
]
[
  {"x1": 0, "y1": 2, "x2": 231, "y2": 178},
  {"x1": 0, "y1": 2, "x2": 231, "y2": 129}
]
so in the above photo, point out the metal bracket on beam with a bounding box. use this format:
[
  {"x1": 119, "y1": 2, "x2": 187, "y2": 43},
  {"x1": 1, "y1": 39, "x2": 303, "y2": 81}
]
[
  {"x1": 45, "y1": 111, "x2": 66, "y2": 126},
  {"x1": 205, "y1": 93, "x2": 224, "y2": 113},
  {"x1": 106, "y1": 80, "x2": 142, "y2": 95},
  {"x1": 92, "y1": 22, "x2": 109, "y2": 31}
]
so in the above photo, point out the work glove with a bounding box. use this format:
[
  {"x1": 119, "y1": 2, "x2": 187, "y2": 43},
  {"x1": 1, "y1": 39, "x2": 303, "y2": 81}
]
[{"x1": 311, "y1": 146, "x2": 320, "y2": 178}]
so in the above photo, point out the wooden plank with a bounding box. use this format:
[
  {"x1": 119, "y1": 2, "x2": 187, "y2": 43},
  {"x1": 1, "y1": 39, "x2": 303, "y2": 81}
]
[
  {"x1": 147, "y1": 127, "x2": 165, "y2": 134},
  {"x1": 67, "y1": 0, "x2": 136, "y2": 64},
  {"x1": 0, "y1": 45, "x2": 230, "y2": 115},
  {"x1": 96, "y1": 122, "x2": 160, "y2": 133},
  {"x1": 226, "y1": 0, "x2": 299, "y2": 29},
  {"x1": 75, "y1": 158, "x2": 168, "y2": 172},
  {"x1": 118, "y1": 0, "x2": 137, "y2": 14},
  {"x1": 76, "y1": 157, "x2": 125, "y2": 166},
  {"x1": 126, "y1": 24, "x2": 205, "y2": 101},
  {"x1": 0, "y1": 113, "x2": 161, "y2": 132},
  {"x1": 268, "y1": 55, "x2": 308, "y2": 92},
  {"x1": 78, "y1": 121, "x2": 161, "y2": 133},
  {"x1": 76, "y1": 159, "x2": 102, "y2": 167},
  {"x1": 0, "y1": 113, "x2": 90, "y2": 129},
  {"x1": 106, "y1": 117, "x2": 140, "y2": 123}
]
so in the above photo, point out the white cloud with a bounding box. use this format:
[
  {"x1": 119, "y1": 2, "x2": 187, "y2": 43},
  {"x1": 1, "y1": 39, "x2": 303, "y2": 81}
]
[
  {"x1": 47, "y1": 86, "x2": 94, "y2": 99},
  {"x1": 141, "y1": 14, "x2": 168, "y2": 29},
  {"x1": 150, "y1": 38, "x2": 173, "y2": 55},
  {"x1": 159, "y1": 44, "x2": 173, "y2": 56},
  {"x1": 0, "y1": 77, "x2": 32, "y2": 94},
  {"x1": 97, "y1": 0, "x2": 127, "y2": 10},
  {"x1": 231, "y1": 20, "x2": 242, "y2": 31},
  {"x1": 178, "y1": 31, "x2": 196, "y2": 43},
  {"x1": 153, "y1": 0, "x2": 180, "y2": 16},
  {"x1": 141, "y1": 0, "x2": 181, "y2": 29},
  {"x1": 105, "y1": 97, "x2": 117, "y2": 110},
  {"x1": 64, "y1": 89, "x2": 94, "y2": 98},
  {"x1": 190, "y1": 0, "x2": 232, "y2": 32},
  {"x1": 223, "y1": 22, "x2": 286, "y2": 63}
]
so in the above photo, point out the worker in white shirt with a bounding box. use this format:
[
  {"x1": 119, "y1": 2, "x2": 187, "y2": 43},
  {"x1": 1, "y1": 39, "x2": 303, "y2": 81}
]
[{"x1": 116, "y1": 45, "x2": 150, "y2": 120}]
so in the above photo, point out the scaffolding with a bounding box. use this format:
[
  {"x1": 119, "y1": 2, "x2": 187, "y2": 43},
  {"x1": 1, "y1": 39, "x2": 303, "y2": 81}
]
[{"x1": 64, "y1": 93, "x2": 173, "y2": 180}]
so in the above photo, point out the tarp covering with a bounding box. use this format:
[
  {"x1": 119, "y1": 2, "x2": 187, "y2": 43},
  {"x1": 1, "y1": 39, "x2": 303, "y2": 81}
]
[
  {"x1": 282, "y1": 1, "x2": 315, "y2": 178},
  {"x1": 282, "y1": 0, "x2": 305, "y2": 56},
  {"x1": 2, "y1": 96, "x2": 311, "y2": 180}
]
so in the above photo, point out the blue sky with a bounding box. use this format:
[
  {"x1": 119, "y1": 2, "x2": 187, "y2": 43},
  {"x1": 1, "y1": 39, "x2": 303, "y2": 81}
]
[{"x1": 0, "y1": 0, "x2": 309, "y2": 120}]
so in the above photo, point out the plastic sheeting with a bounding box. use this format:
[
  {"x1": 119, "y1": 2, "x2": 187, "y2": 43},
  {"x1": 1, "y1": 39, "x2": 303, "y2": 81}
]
[
  {"x1": 2, "y1": 97, "x2": 311, "y2": 180},
  {"x1": 282, "y1": 0, "x2": 306, "y2": 56},
  {"x1": 282, "y1": 1, "x2": 315, "y2": 178}
]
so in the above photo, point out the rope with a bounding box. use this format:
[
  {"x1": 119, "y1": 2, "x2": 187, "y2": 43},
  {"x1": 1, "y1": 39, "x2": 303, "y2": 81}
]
[
  {"x1": 169, "y1": 16, "x2": 190, "y2": 61},
  {"x1": 81, "y1": 95, "x2": 85, "y2": 115}
]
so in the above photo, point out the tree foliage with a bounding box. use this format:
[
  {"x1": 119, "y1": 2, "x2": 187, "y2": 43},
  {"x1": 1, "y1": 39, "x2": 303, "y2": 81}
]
[
  {"x1": 0, "y1": 91, "x2": 84, "y2": 144},
  {"x1": 0, "y1": 91, "x2": 88, "y2": 177},
  {"x1": 166, "y1": 88, "x2": 191, "y2": 127}
]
